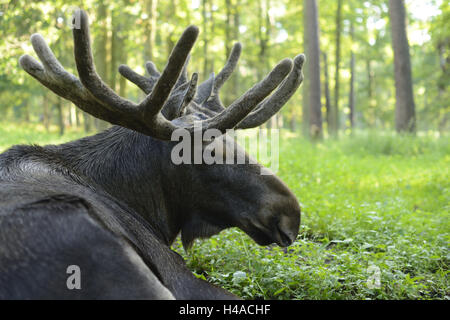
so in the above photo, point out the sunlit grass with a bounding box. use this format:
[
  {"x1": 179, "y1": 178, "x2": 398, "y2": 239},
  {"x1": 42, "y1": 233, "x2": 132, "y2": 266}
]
[{"x1": 0, "y1": 122, "x2": 87, "y2": 152}]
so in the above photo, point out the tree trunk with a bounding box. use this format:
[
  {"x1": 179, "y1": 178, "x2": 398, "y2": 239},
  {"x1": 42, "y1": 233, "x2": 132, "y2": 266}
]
[
  {"x1": 56, "y1": 97, "x2": 64, "y2": 136},
  {"x1": 322, "y1": 52, "x2": 332, "y2": 135},
  {"x1": 23, "y1": 104, "x2": 30, "y2": 123},
  {"x1": 209, "y1": 0, "x2": 215, "y2": 73},
  {"x1": 437, "y1": 38, "x2": 448, "y2": 132},
  {"x1": 348, "y1": 22, "x2": 355, "y2": 131},
  {"x1": 367, "y1": 59, "x2": 373, "y2": 101},
  {"x1": 290, "y1": 116, "x2": 297, "y2": 132},
  {"x1": 94, "y1": 2, "x2": 110, "y2": 131},
  {"x1": 110, "y1": 11, "x2": 119, "y2": 93},
  {"x1": 165, "y1": 0, "x2": 176, "y2": 56},
  {"x1": 225, "y1": 0, "x2": 232, "y2": 59},
  {"x1": 83, "y1": 111, "x2": 92, "y2": 133},
  {"x1": 232, "y1": 0, "x2": 240, "y2": 103},
  {"x1": 143, "y1": 0, "x2": 158, "y2": 62},
  {"x1": 304, "y1": 0, "x2": 323, "y2": 140},
  {"x1": 331, "y1": 0, "x2": 342, "y2": 137},
  {"x1": 42, "y1": 93, "x2": 50, "y2": 131},
  {"x1": 118, "y1": 25, "x2": 128, "y2": 99},
  {"x1": 202, "y1": 0, "x2": 209, "y2": 78},
  {"x1": 302, "y1": 24, "x2": 310, "y2": 137},
  {"x1": 388, "y1": 0, "x2": 416, "y2": 133},
  {"x1": 258, "y1": 0, "x2": 271, "y2": 77},
  {"x1": 75, "y1": 107, "x2": 80, "y2": 128}
]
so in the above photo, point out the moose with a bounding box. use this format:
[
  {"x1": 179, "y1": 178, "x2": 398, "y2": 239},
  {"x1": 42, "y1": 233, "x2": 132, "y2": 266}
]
[{"x1": 0, "y1": 9, "x2": 304, "y2": 299}]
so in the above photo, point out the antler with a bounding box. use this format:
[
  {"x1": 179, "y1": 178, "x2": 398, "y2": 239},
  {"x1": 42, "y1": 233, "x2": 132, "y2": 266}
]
[
  {"x1": 121, "y1": 39, "x2": 305, "y2": 129},
  {"x1": 20, "y1": 9, "x2": 295, "y2": 140},
  {"x1": 237, "y1": 54, "x2": 305, "y2": 128}
]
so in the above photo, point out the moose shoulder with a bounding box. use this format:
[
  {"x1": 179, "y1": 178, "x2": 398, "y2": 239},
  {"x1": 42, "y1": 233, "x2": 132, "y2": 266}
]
[{"x1": 0, "y1": 9, "x2": 304, "y2": 299}]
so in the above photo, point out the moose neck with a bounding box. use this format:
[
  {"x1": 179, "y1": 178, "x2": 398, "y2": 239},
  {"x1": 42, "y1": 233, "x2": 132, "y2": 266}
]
[{"x1": 53, "y1": 126, "x2": 188, "y2": 245}]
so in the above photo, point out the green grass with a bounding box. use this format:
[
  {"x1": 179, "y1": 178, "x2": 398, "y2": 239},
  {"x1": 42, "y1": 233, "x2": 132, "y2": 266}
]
[
  {"x1": 0, "y1": 123, "x2": 86, "y2": 152},
  {"x1": 1, "y1": 123, "x2": 448, "y2": 299}
]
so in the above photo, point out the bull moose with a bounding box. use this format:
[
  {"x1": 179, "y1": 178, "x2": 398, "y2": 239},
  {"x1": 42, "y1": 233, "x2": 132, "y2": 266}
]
[{"x1": 0, "y1": 9, "x2": 304, "y2": 299}]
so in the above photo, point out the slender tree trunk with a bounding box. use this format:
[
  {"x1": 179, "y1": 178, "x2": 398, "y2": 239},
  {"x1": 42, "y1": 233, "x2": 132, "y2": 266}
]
[
  {"x1": 94, "y1": 4, "x2": 108, "y2": 82},
  {"x1": 56, "y1": 97, "x2": 64, "y2": 136},
  {"x1": 304, "y1": 0, "x2": 323, "y2": 140},
  {"x1": 83, "y1": 111, "x2": 92, "y2": 133},
  {"x1": 257, "y1": 0, "x2": 271, "y2": 78},
  {"x1": 110, "y1": 11, "x2": 119, "y2": 92},
  {"x1": 118, "y1": 27, "x2": 128, "y2": 99},
  {"x1": 202, "y1": 0, "x2": 209, "y2": 78},
  {"x1": 42, "y1": 93, "x2": 50, "y2": 131},
  {"x1": 302, "y1": 5, "x2": 310, "y2": 137},
  {"x1": 223, "y1": 0, "x2": 240, "y2": 106},
  {"x1": 388, "y1": 0, "x2": 416, "y2": 133},
  {"x1": 165, "y1": 0, "x2": 176, "y2": 56},
  {"x1": 367, "y1": 59, "x2": 373, "y2": 101},
  {"x1": 437, "y1": 42, "x2": 449, "y2": 132},
  {"x1": 348, "y1": 22, "x2": 355, "y2": 131},
  {"x1": 143, "y1": 0, "x2": 158, "y2": 62},
  {"x1": 232, "y1": 0, "x2": 240, "y2": 102},
  {"x1": 225, "y1": 0, "x2": 232, "y2": 59},
  {"x1": 23, "y1": 104, "x2": 30, "y2": 122},
  {"x1": 331, "y1": 0, "x2": 342, "y2": 137},
  {"x1": 94, "y1": 2, "x2": 110, "y2": 131},
  {"x1": 290, "y1": 116, "x2": 297, "y2": 132},
  {"x1": 68, "y1": 104, "x2": 75, "y2": 127},
  {"x1": 75, "y1": 107, "x2": 80, "y2": 128},
  {"x1": 209, "y1": 0, "x2": 215, "y2": 73},
  {"x1": 257, "y1": 0, "x2": 271, "y2": 128},
  {"x1": 322, "y1": 52, "x2": 332, "y2": 135},
  {"x1": 257, "y1": 0, "x2": 274, "y2": 128}
]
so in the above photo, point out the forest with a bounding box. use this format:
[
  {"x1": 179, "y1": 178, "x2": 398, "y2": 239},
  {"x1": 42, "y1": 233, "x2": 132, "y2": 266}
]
[{"x1": 0, "y1": 0, "x2": 448, "y2": 300}]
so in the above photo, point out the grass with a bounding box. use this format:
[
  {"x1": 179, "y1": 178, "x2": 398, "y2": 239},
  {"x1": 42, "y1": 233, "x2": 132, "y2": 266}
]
[
  {"x1": 0, "y1": 122, "x2": 86, "y2": 152},
  {"x1": 1, "y1": 123, "x2": 448, "y2": 300}
]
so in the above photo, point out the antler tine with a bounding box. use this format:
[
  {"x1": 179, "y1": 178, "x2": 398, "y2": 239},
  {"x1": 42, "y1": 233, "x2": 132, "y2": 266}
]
[
  {"x1": 197, "y1": 58, "x2": 293, "y2": 134},
  {"x1": 28, "y1": 34, "x2": 69, "y2": 80},
  {"x1": 19, "y1": 35, "x2": 117, "y2": 123},
  {"x1": 214, "y1": 42, "x2": 242, "y2": 94},
  {"x1": 73, "y1": 9, "x2": 138, "y2": 114},
  {"x1": 237, "y1": 54, "x2": 305, "y2": 129},
  {"x1": 118, "y1": 64, "x2": 154, "y2": 94},
  {"x1": 192, "y1": 43, "x2": 241, "y2": 114},
  {"x1": 176, "y1": 55, "x2": 190, "y2": 86},
  {"x1": 146, "y1": 61, "x2": 161, "y2": 77},
  {"x1": 178, "y1": 72, "x2": 198, "y2": 117},
  {"x1": 138, "y1": 25, "x2": 198, "y2": 122},
  {"x1": 118, "y1": 59, "x2": 165, "y2": 95}
]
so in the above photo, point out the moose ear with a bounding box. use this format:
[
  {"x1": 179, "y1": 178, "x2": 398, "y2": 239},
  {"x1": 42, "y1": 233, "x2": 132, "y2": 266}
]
[{"x1": 194, "y1": 72, "x2": 215, "y2": 105}]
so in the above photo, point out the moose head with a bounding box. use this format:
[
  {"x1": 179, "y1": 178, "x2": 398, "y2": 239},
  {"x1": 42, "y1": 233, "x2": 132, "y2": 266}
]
[{"x1": 19, "y1": 9, "x2": 304, "y2": 251}]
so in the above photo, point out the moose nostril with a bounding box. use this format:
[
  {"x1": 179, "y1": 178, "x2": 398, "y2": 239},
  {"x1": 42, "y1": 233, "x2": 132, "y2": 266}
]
[
  {"x1": 281, "y1": 231, "x2": 293, "y2": 246},
  {"x1": 276, "y1": 223, "x2": 294, "y2": 247}
]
